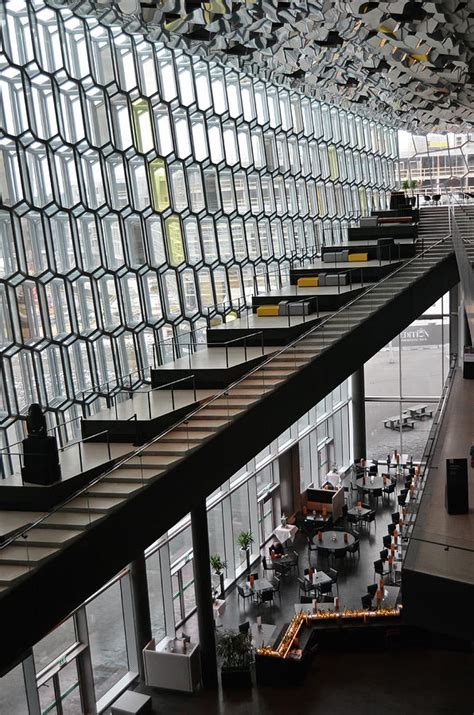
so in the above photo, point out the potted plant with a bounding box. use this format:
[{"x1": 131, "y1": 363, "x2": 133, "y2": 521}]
[
  {"x1": 217, "y1": 629, "x2": 253, "y2": 688},
  {"x1": 237, "y1": 530, "x2": 254, "y2": 572},
  {"x1": 210, "y1": 554, "x2": 227, "y2": 599}
]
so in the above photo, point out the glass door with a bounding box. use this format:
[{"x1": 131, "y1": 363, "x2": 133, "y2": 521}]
[{"x1": 38, "y1": 659, "x2": 81, "y2": 715}]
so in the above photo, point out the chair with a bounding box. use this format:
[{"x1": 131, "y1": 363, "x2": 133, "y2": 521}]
[
  {"x1": 346, "y1": 537, "x2": 360, "y2": 559},
  {"x1": 285, "y1": 549, "x2": 299, "y2": 573},
  {"x1": 298, "y1": 576, "x2": 314, "y2": 598},
  {"x1": 372, "y1": 488, "x2": 383, "y2": 508},
  {"x1": 239, "y1": 621, "x2": 250, "y2": 634},
  {"x1": 347, "y1": 512, "x2": 359, "y2": 526},
  {"x1": 327, "y1": 568, "x2": 339, "y2": 595},
  {"x1": 367, "y1": 583, "x2": 378, "y2": 598},
  {"x1": 274, "y1": 561, "x2": 291, "y2": 578},
  {"x1": 387, "y1": 523, "x2": 396, "y2": 536},
  {"x1": 363, "y1": 510, "x2": 376, "y2": 532},
  {"x1": 307, "y1": 536, "x2": 319, "y2": 564},
  {"x1": 259, "y1": 589, "x2": 274, "y2": 606},
  {"x1": 270, "y1": 576, "x2": 281, "y2": 601},
  {"x1": 300, "y1": 595, "x2": 313, "y2": 604},
  {"x1": 237, "y1": 584, "x2": 254, "y2": 609},
  {"x1": 423, "y1": 195, "x2": 431, "y2": 203},
  {"x1": 383, "y1": 483, "x2": 396, "y2": 503},
  {"x1": 262, "y1": 556, "x2": 275, "y2": 573},
  {"x1": 391, "y1": 512, "x2": 400, "y2": 524},
  {"x1": 380, "y1": 548, "x2": 389, "y2": 562},
  {"x1": 318, "y1": 581, "x2": 333, "y2": 597},
  {"x1": 397, "y1": 494, "x2": 407, "y2": 507},
  {"x1": 369, "y1": 463, "x2": 378, "y2": 475},
  {"x1": 382, "y1": 534, "x2": 392, "y2": 549},
  {"x1": 333, "y1": 548, "x2": 347, "y2": 567},
  {"x1": 361, "y1": 594, "x2": 372, "y2": 610},
  {"x1": 373, "y1": 559, "x2": 389, "y2": 581}
]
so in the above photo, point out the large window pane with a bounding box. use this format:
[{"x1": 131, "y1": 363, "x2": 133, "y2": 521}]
[
  {"x1": 0, "y1": 663, "x2": 28, "y2": 715},
  {"x1": 146, "y1": 550, "x2": 166, "y2": 641},
  {"x1": 231, "y1": 483, "x2": 251, "y2": 567},
  {"x1": 33, "y1": 618, "x2": 77, "y2": 673},
  {"x1": 86, "y1": 580, "x2": 128, "y2": 700}
]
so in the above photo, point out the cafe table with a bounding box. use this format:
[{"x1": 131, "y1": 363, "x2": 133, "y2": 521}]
[
  {"x1": 273, "y1": 524, "x2": 298, "y2": 543},
  {"x1": 314, "y1": 530, "x2": 355, "y2": 551},
  {"x1": 248, "y1": 577, "x2": 273, "y2": 595},
  {"x1": 347, "y1": 506, "x2": 371, "y2": 521},
  {"x1": 355, "y1": 475, "x2": 386, "y2": 491},
  {"x1": 304, "y1": 571, "x2": 332, "y2": 588},
  {"x1": 371, "y1": 585, "x2": 400, "y2": 609},
  {"x1": 251, "y1": 623, "x2": 276, "y2": 648}
]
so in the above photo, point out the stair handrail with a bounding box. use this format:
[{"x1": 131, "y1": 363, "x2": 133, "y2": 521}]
[{"x1": 0, "y1": 233, "x2": 452, "y2": 556}]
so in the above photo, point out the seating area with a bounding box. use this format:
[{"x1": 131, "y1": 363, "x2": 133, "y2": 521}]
[
  {"x1": 208, "y1": 452, "x2": 414, "y2": 672},
  {"x1": 384, "y1": 405, "x2": 433, "y2": 431}
]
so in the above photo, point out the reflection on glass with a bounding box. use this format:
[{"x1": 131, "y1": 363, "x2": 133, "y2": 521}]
[
  {"x1": 149, "y1": 158, "x2": 170, "y2": 211},
  {"x1": 165, "y1": 215, "x2": 185, "y2": 266},
  {"x1": 131, "y1": 98, "x2": 154, "y2": 154}
]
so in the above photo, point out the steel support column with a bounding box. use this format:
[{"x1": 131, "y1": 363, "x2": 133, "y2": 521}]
[
  {"x1": 191, "y1": 500, "x2": 218, "y2": 688},
  {"x1": 351, "y1": 366, "x2": 367, "y2": 461}
]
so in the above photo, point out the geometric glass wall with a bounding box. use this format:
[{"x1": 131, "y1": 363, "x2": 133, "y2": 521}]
[{"x1": 0, "y1": 0, "x2": 397, "y2": 453}]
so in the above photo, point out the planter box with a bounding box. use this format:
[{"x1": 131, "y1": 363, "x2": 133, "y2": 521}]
[{"x1": 221, "y1": 667, "x2": 252, "y2": 688}]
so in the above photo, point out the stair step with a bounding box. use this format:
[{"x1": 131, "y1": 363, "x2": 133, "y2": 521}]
[
  {"x1": 0, "y1": 544, "x2": 57, "y2": 566},
  {"x1": 21, "y1": 527, "x2": 83, "y2": 547},
  {"x1": 124, "y1": 454, "x2": 180, "y2": 467},
  {"x1": 0, "y1": 564, "x2": 30, "y2": 585},
  {"x1": 87, "y1": 481, "x2": 144, "y2": 496},
  {"x1": 39, "y1": 511, "x2": 103, "y2": 529},
  {"x1": 109, "y1": 466, "x2": 165, "y2": 481},
  {"x1": 65, "y1": 495, "x2": 127, "y2": 511}
]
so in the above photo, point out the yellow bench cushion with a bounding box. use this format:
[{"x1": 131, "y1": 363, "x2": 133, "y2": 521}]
[
  {"x1": 297, "y1": 277, "x2": 319, "y2": 287},
  {"x1": 348, "y1": 252, "x2": 368, "y2": 262},
  {"x1": 256, "y1": 305, "x2": 279, "y2": 317}
]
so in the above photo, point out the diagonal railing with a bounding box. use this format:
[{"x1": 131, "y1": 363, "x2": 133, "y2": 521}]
[{"x1": 0, "y1": 233, "x2": 453, "y2": 572}]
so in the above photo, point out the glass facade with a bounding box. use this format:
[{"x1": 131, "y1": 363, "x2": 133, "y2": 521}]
[
  {"x1": 365, "y1": 295, "x2": 450, "y2": 460},
  {"x1": 0, "y1": 0, "x2": 397, "y2": 458}
]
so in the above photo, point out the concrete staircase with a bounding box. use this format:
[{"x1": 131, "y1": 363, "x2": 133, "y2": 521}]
[{"x1": 0, "y1": 215, "x2": 457, "y2": 596}]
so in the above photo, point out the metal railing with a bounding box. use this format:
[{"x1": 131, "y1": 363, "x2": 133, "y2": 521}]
[
  {"x1": 401, "y1": 355, "x2": 458, "y2": 549},
  {"x1": 113, "y1": 375, "x2": 198, "y2": 421},
  {"x1": 0, "y1": 232, "x2": 453, "y2": 559}
]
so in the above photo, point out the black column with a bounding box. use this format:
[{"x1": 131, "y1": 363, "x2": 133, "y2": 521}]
[
  {"x1": 129, "y1": 554, "x2": 152, "y2": 680},
  {"x1": 351, "y1": 367, "x2": 366, "y2": 461},
  {"x1": 191, "y1": 499, "x2": 218, "y2": 688}
]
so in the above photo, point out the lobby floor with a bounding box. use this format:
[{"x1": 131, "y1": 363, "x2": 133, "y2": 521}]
[{"x1": 124, "y1": 493, "x2": 474, "y2": 715}]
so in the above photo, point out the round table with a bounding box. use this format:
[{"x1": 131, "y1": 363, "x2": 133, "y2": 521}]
[
  {"x1": 314, "y1": 530, "x2": 355, "y2": 551},
  {"x1": 356, "y1": 475, "x2": 386, "y2": 491}
]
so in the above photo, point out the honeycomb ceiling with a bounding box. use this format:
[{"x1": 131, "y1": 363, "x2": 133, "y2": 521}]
[{"x1": 123, "y1": 0, "x2": 474, "y2": 133}]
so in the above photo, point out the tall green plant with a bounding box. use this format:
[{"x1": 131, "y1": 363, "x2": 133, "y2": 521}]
[
  {"x1": 209, "y1": 554, "x2": 227, "y2": 575},
  {"x1": 217, "y1": 630, "x2": 253, "y2": 670},
  {"x1": 237, "y1": 531, "x2": 254, "y2": 551}
]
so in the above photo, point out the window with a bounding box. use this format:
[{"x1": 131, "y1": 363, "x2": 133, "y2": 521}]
[{"x1": 86, "y1": 580, "x2": 129, "y2": 701}]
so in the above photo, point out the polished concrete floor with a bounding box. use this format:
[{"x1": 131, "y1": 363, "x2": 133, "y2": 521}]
[{"x1": 132, "y1": 645, "x2": 474, "y2": 715}]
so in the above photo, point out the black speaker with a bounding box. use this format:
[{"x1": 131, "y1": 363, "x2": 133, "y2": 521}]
[
  {"x1": 445, "y1": 459, "x2": 469, "y2": 515},
  {"x1": 21, "y1": 435, "x2": 61, "y2": 485}
]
